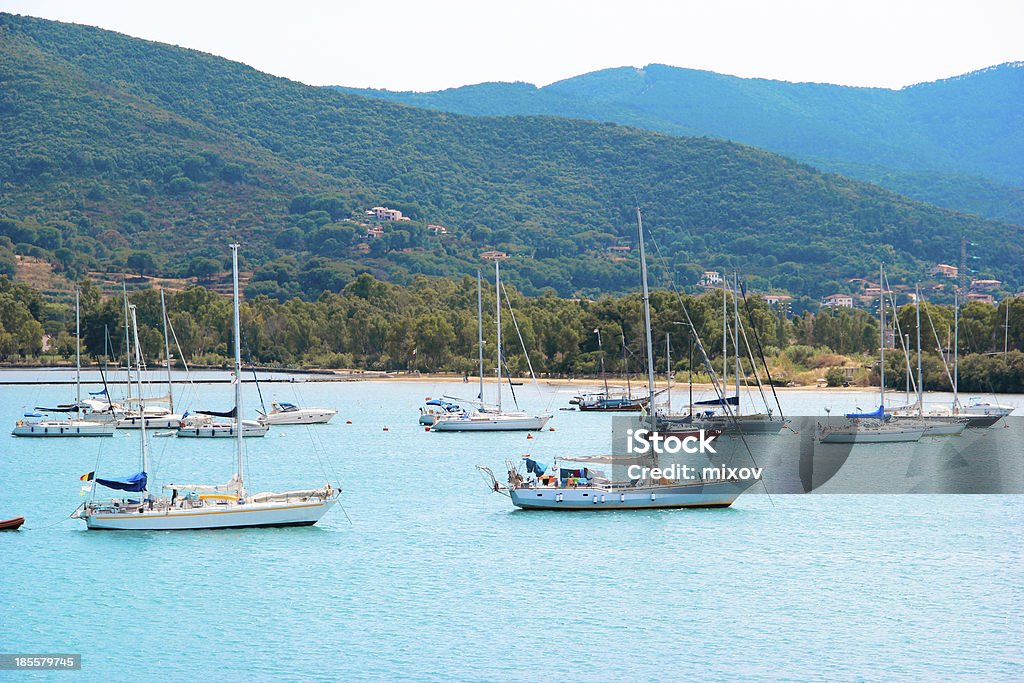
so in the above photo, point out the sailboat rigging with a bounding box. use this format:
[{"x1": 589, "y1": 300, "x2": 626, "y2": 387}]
[
  {"x1": 430, "y1": 259, "x2": 552, "y2": 431},
  {"x1": 76, "y1": 243, "x2": 339, "y2": 530},
  {"x1": 478, "y1": 208, "x2": 757, "y2": 509}
]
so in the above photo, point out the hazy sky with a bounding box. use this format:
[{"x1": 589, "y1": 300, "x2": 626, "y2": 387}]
[{"x1": 2, "y1": 0, "x2": 1022, "y2": 91}]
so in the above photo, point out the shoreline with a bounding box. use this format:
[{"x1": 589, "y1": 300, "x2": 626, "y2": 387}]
[{"x1": 0, "y1": 365, "x2": 934, "y2": 392}]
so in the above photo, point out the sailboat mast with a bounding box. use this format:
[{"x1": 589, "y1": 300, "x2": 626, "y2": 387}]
[
  {"x1": 597, "y1": 328, "x2": 608, "y2": 396},
  {"x1": 129, "y1": 304, "x2": 148, "y2": 494},
  {"x1": 495, "y1": 259, "x2": 502, "y2": 413},
  {"x1": 733, "y1": 272, "x2": 740, "y2": 414},
  {"x1": 722, "y1": 277, "x2": 728, "y2": 391},
  {"x1": 921, "y1": 282, "x2": 929, "y2": 417},
  {"x1": 953, "y1": 290, "x2": 960, "y2": 410},
  {"x1": 879, "y1": 264, "x2": 885, "y2": 410},
  {"x1": 161, "y1": 289, "x2": 174, "y2": 413},
  {"x1": 623, "y1": 333, "x2": 631, "y2": 397},
  {"x1": 1005, "y1": 301, "x2": 1010, "y2": 357},
  {"x1": 688, "y1": 330, "x2": 693, "y2": 418},
  {"x1": 122, "y1": 279, "x2": 132, "y2": 403},
  {"x1": 666, "y1": 333, "x2": 672, "y2": 415},
  {"x1": 635, "y1": 208, "x2": 656, "y2": 430},
  {"x1": 231, "y1": 244, "x2": 245, "y2": 492},
  {"x1": 75, "y1": 287, "x2": 81, "y2": 417},
  {"x1": 477, "y1": 270, "x2": 484, "y2": 403}
]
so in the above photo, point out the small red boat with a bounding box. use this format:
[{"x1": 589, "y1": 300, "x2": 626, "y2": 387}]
[{"x1": 0, "y1": 516, "x2": 25, "y2": 531}]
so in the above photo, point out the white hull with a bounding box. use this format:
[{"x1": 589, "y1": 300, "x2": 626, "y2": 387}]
[
  {"x1": 962, "y1": 402, "x2": 1014, "y2": 418},
  {"x1": 819, "y1": 426, "x2": 924, "y2": 443},
  {"x1": 116, "y1": 414, "x2": 184, "y2": 429},
  {"x1": 177, "y1": 421, "x2": 269, "y2": 437},
  {"x1": 509, "y1": 479, "x2": 752, "y2": 510},
  {"x1": 430, "y1": 413, "x2": 551, "y2": 431},
  {"x1": 260, "y1": 409, "x2": 336, "y2": 425},
  {"x1": 890, "y1": 418, "x2": 967, "y2": 436},
  {"x1": 12, "y1": 420, "x2": 115, "y2": 437},
  {"x1": 82, "y1": 498, "x2": 337, "y2": 530}
]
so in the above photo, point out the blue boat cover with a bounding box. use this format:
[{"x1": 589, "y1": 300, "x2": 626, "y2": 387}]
[
  {"x1": 89, "y1": 389, "x2": 108, "y2": 396},
  {"x1": 523, "y1": 458, "x2": 548, "y2": 476},
  {"x1": 846, "y1": 405, "x2": 885, "y2": 419},
  {"x1": 96, "y1": 471, "x2": 148, "y2": 492}
]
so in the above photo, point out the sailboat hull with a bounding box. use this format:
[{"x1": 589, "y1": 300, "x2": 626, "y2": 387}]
[
  {"x1": 116, "y1": 415, "x2": 184, "y2": 429},
  {"x1": 818, "y1": 427, "x2": 924, "y2": 443},
  {"x1": 430, "y1": 414, "x2": 551, "y2": 431},
  {"x1": 12, "y1": 421, "x2": 115, "y2": 437},
  {"x1": 509, "y1": 479, "x2": 752, "y2": 510},
  {"x1": 177, "y1": 421, "x2": 269, "y2": 437},
  {"x1": 82, "y1": 498, "x2": 338, "y2": 531}
]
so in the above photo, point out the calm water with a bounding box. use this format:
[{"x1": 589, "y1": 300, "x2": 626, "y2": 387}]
[{"x1": 2, "y1": 376, "x2": 1022, "y2": 681}]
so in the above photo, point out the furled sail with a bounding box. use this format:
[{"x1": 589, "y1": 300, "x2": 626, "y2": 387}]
[
  {"x1": 95, "y1": 471, "x2": 148, "y2": 492},
  {"x1": 193, "y1": 406, "x2": 238, "y2": 418},
  {"x1": 694, "y1": 395, "x2": 739, "y2": 406}
]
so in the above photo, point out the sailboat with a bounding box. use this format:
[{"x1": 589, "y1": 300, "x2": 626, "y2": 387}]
[
  {"x1": 657, "y1": 274, "x2": 781, "y2": 434},
  {"x1": 430, "y1": 264, "x2": 552, "y2": 432},
  {"x1": 889, "y1": 287, "x2": 1010, "y2": 427},
  {"x1": 12, "y1": 288, "x2": 115, "y2": 437},
  {"x1": 478, "y1": 209, "x2": 756, "y2": 509},
  {"x1": 76, "y1": 244, "x2": 339, "y2": 530},
  {"x1": 570, "y1": 330, "x2": 650, "y2": 411},
  {"x1": 116, "y1": 290, "x2": 186, "y2": 429},
  {"x1": 818, "y1": 266, "x2": 924, "y2": 444},
  {"x1": 886, "y1": 286, "x2": 967, "y2": 435}
]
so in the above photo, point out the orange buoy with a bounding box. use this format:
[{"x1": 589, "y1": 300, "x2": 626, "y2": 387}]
[
  {"x1": 345, "y1": 420, "x2": 352, "y2": 425},
  {"x1": 526, "y1": 434, "x2": 534, "y2": 439},
  {"x1": 548, "y1": 427, "x2": 555, "y2": 431},
  {"x1": 424, "y1": 427, "x2": 431, "y2": 432}
]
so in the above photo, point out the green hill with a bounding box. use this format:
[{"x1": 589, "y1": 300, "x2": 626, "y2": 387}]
[
  {"x1": 338, "y1": 63, "x2": 1024, "y2": 225},
  {"x1": 1, "y1": 13, "x2": 1022, "y2": 302}
]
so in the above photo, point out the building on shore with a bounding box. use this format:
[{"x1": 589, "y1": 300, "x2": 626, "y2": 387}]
[{"x1": 821, "y1": 294, "x2": 854, "y2": 309}]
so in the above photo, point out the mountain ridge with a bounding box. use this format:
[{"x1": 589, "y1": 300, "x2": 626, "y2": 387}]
[
  {"x1": 1, "y1": 12, "x2": 1021, "y2": 304},
  {"x1": 334, "y1": 61, "x2": 1024, "y2": 225}
]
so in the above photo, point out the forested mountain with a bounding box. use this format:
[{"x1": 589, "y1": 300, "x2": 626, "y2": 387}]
[
  {"x1": 2, "y1": 13, "x2": 1022, "y2": 303},
  {"x1": 338, "y1": 63, "x2": 1024, "y2": 225}
]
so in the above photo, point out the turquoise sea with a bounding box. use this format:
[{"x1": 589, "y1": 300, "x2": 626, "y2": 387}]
[{"x1": 2, "y1": 373, "x2": 1022, "y2": 681}]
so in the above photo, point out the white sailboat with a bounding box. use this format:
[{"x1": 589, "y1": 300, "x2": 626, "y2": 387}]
[
  {"x1": 818, "y1": 265, "x2": 925, "y2": 444},
  {"x1": 178, "y1": 295, "x2": 269, "y2": 438},
  {"x1": 430, "y1": 264, "x2": 551, "y2": 432},
  {"x1": 76, "y1": 244, "x2": 339, "y2": 531},
  {"x1": 479, "y1": 208, "x2": 756, "y2": 510},
  {"x1": 116, "y1": 290, "x2": 186, "y2": 429},
  {"x1": 12, "y1": 288, "x2": 115, "y2": 437},
  {"x1": 656, "y1": 274, "x2": 781, "y2": 434},
  {"x1": 887, "y1": 285, "x2": 967, "y2": 436}
]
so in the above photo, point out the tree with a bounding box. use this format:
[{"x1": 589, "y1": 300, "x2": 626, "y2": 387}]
[
  {"x1": 825, "y1": 367, "x2": 846, "y2": 387},
  {"x1": 126, "y1": 251, "x2": 158, "y2": 277},
  {"x1": 188, "y1": 256, "x2": 221, "y2": 280}
]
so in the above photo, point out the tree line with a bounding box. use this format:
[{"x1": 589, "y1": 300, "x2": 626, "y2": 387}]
[{"x1": 1, "y1": 274, "x2": 1021, "y2": 393}]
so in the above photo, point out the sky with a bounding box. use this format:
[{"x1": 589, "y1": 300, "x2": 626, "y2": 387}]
[{"x1": 2, "y1": 0, "x2": 1022, "y2": 91}]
